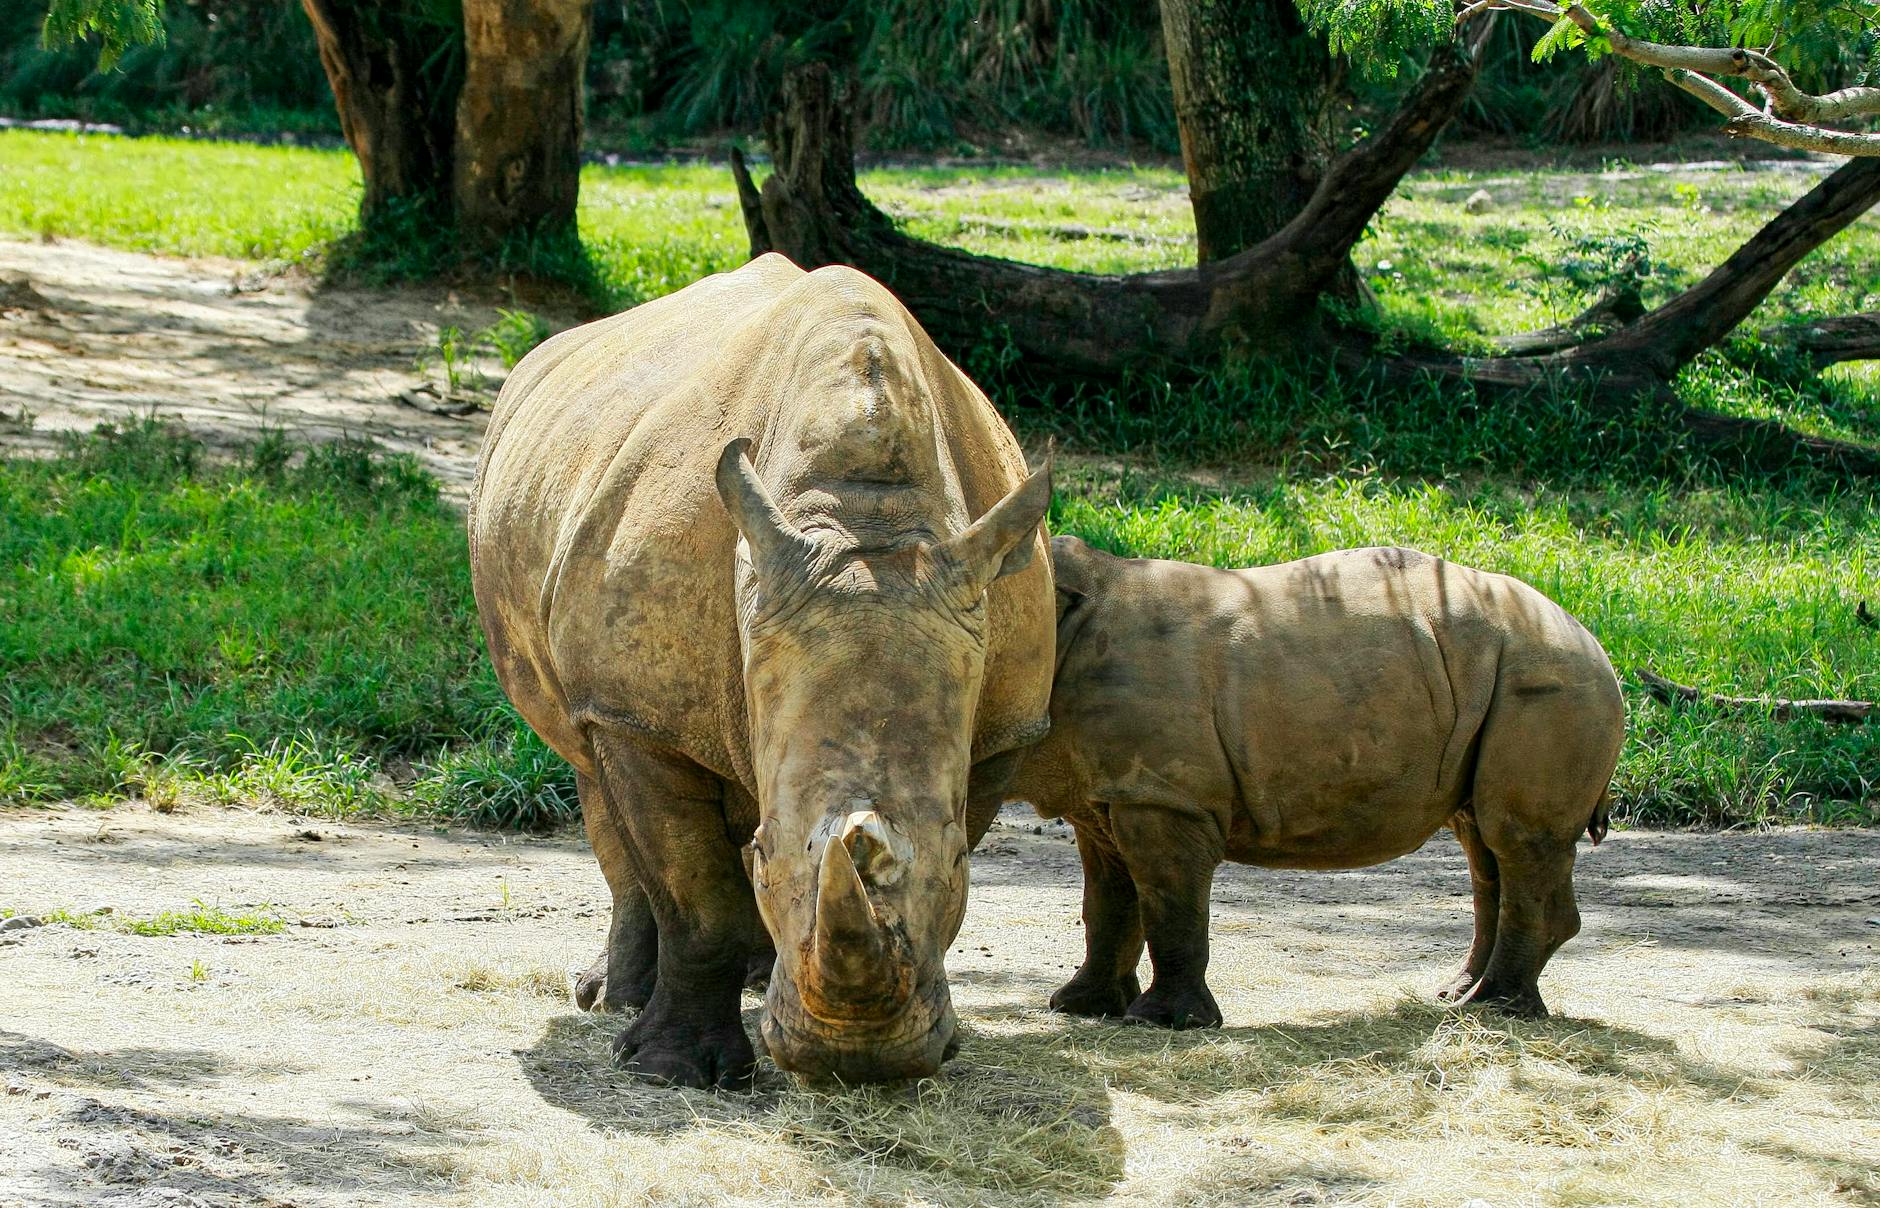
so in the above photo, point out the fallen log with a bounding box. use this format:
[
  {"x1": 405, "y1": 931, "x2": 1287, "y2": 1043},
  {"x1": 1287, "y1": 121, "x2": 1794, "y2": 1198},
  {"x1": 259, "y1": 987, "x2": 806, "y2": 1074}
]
[{"x1": 1635, "y1": 668, "x2": 1874, "y2": 723}]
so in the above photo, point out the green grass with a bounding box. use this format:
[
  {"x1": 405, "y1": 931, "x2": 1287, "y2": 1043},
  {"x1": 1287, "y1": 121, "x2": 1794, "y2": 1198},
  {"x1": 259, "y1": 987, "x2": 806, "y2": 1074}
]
[
  {"x1": 33, "y1": 903, "x2": 284, "y2": 935},
  {"x1": 2, "y1": 420, "x2": 1873, "y2": 828},
  {"x1": 0, "y1": 419, "x2": 572, "y2": 828},
  {"x1": 0, "y1": 129, "x2": 1876, "y2": 827}
]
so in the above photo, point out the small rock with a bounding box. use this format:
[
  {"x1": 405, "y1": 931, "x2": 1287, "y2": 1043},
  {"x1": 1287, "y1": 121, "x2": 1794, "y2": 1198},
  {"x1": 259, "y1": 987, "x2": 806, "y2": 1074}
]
[
  {"x1": 1867, "y1": 916, "x2": 1880, "y2": 927},
  {"x1": 294, "y1": 829, "x2": 323, "y2": 842},
  {"x1": 0, "y1": 915, "x2": 44, "y2": 932},
  {"x1": 4, "y1": 1075, "x2": 28, "y2": 1095},
  {"x1": 1463, "y1": 188, "x2": 1493, "y2": 213}
]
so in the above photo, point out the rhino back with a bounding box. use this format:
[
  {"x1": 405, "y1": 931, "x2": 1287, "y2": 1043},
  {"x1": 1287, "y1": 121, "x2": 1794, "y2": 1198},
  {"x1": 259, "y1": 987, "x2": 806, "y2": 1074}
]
[
  {"x1": 1049, "y1": 547, "x2": 1615, "y2": 866},
  {"x1": 469, "y1": 256, "x2": 1052, "y2": 785}
]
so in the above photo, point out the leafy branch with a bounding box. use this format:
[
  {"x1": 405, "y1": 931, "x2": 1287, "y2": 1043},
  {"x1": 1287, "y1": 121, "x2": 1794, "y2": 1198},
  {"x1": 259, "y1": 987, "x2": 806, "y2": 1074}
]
[
  {"x1": 1461, "y1": 0, "x2": 1880, "y2": 154},
  {"x1": 40, "y1": 0, "x2": 166, "y2": 72}
]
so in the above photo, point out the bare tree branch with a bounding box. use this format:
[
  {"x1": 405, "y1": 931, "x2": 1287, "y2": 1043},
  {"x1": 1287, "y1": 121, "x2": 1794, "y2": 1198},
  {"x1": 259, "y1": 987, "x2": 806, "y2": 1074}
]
[
  {"x1": 1761, "y1": 311, "x2": 1880, "y2": 369},
  {"x1": 1474, "y1": 0, "x2": 1880, "y2": 156}
]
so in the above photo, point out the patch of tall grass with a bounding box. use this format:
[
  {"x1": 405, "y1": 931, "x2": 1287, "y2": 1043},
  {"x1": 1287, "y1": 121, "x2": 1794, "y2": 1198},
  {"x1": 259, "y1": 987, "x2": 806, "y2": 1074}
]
[{"x1": 0, "y1": 419, "x2": 575, "y2": 829}]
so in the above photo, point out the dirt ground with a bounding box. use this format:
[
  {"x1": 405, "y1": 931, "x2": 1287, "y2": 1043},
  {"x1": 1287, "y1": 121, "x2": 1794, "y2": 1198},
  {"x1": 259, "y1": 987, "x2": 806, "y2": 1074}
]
[
  {"x1": 2, "y1": 238, "x2": 1878, "y2": 1205},
  {"x1": 0, "y1": 238, "x2": 539, "y2": 496},
  {"x1": 1, "y1": 803, "x2": 1876, "y2": 1208}
]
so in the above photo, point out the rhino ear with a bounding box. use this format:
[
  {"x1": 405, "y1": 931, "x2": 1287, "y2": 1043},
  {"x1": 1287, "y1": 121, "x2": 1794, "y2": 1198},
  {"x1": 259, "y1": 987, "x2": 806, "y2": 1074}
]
[
  {"x1": 938, "y1": 454, "x2": 1052, "y2": 592},
  {"x1": 716, "y1": 439, "x2": 811, "y2": 577},
  {"x1": 1050, "y1": 534, "x2": 1096, "y2": 597}
]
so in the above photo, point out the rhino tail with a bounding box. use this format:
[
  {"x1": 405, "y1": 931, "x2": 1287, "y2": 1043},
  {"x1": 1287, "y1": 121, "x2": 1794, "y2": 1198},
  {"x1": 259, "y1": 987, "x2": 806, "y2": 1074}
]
[{"x1": 1586, "y1": 789, "x2": 1612, "y2": 847}]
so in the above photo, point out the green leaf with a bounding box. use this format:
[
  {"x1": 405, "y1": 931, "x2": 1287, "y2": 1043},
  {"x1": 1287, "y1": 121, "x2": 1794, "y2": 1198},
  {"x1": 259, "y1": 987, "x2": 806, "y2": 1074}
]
[
  {"x1": 40, "y1": 0, "x2": 166, "y2": 73},
  {"x1": 1531, "y1": 13, "x2": 1585, "y2": 63}
]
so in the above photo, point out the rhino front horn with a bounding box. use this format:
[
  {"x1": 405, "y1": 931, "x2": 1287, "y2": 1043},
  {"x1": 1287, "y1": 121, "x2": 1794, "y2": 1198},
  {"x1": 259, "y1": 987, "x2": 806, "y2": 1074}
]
[{"x1": 807, "y1": 823, "x2": 913, "y2": 1020}]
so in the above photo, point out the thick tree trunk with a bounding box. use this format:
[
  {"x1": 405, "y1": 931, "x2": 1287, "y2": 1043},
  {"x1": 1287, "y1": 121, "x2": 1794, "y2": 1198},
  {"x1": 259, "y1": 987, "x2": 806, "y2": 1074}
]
[
  {"x1": 299, "y1": 0, "x2": 457, "y2": 224},
  {"x1": 453, "y1": 0, "x2": 594, "y2": 246},
  {"x1": 1159, "y1": 0, "x2": 1340, "y2": 261},
  {"x1": 737, "y1": 43, "x2": 1482, "y2": 373}
]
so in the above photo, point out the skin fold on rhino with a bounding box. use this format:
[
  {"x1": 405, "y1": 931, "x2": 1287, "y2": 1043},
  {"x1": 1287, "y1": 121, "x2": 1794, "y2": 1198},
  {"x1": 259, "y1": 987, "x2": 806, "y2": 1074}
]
[
  {"x1": 469, "y1": 255, "x2": 1055, "y2": 1088},
  {"x1": 1007, "y1": 537, "x2": 1626, "y2": 1027}
]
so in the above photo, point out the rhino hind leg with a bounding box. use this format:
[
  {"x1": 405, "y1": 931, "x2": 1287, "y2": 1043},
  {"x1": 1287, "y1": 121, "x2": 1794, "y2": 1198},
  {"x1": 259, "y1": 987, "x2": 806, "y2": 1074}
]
[
  {"x1": 1050, "y1": 819, "x2": 1145, "y2": 1018},
  {"x1": 575, "y1": 889, "x2": 659, "y2": 1013},
  {"x1": 1437, "y1": 808, "x2": 1503, "y2": 1003},
  {"x1": 591, "y1": 733, "x2": 761, "y2": 1091},
  {"x1": 1462, "y1": 843, "x2": 1578, "y2": 1019},
  {"x1": 1459, "y1": 684, "x2": 1607, "y2": 1020},
  {"x1": 1111, "y1": 804, "x2": 1224, "y2": 1030},
  {"x1": 575, "y1": 773, "x2": 659, "y2": 1013}
]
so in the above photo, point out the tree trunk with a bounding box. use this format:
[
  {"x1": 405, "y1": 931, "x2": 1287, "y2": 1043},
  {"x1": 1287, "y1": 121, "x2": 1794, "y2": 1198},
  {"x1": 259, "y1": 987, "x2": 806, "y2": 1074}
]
[
  {"x1": 299, "y1": 0, "x2": 458, "y2": 225},
  {"x1": 737, "y1": 43, "x2": 1482, "y2": 374},
  {"x1": 1159, "y1": 0, "x2": 1340, "y2": 261},
  {"x1": 453, "y1": 0, "x2": 595, "y2": 246}
]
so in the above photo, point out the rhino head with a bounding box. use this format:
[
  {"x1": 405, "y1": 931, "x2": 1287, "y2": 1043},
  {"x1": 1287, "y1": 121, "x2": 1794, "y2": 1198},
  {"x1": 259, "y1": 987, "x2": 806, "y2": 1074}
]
[{"x1": 715, "y1": 437, "x2": 1049, "y2": 1082}]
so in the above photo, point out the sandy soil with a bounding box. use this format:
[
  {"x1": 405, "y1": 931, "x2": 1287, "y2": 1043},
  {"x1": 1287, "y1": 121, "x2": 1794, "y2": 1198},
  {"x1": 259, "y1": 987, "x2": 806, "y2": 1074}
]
[
  {"x1": 1, "y1": 803, "x2": 1876, "y2": 1207},
  {"x1": 0, "y1": 239, "x2": 556, "y2": 497}
]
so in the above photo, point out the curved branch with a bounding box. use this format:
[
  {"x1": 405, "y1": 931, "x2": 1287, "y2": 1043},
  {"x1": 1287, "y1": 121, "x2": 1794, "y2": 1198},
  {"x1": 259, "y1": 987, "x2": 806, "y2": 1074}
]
[
  {"x1": 736, "y1": 41, "x2": 1485, "y2": 372},
  {"x1": 1479, "y1": 0, "x2": 1880, "y2": 156},
  {"x1": 1565, "y1": 153, "x2": 1880, "y2": 381}
]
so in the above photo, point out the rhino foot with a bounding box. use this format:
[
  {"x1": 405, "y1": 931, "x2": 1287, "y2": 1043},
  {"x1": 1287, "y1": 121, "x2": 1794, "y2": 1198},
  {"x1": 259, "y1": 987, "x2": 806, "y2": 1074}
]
[
  {"x1": 1434, "y1": 967, "x2": 1481, "y2": 1003},
  {"x1": 574, "y1": 951, "x2": 609, "y2": 1011},
  {"x1": 1049, "y1": 972, "x2": 1142, "y2": 1019},
  {"x1": 612, "y1": 1008, "x2": 756, "y2": 1091},
  {"x1": 574, "y1": 948, "x2": 657, "y2": 1014},
  {"x1": 1465, "y1": 980, "x2": 1548, "y2": 1020},
  {"x1": 1124, "y1": 982, "x2": 1222, "y2": 1031}
]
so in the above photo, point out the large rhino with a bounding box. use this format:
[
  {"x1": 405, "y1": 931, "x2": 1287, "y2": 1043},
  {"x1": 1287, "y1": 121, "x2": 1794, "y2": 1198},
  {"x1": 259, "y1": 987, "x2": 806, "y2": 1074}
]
[
  {"x1": 469, "y1": 256, "x2": 1054, "y2": 1087},
  {"x1": 1010, "y1": 537, "x2": 1624, "y2": 1026}
]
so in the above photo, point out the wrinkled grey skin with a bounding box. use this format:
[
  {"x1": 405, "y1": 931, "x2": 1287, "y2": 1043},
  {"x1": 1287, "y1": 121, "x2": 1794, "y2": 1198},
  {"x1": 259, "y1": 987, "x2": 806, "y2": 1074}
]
[
  {"x1": 1009, "y1": 537, "x2": 1625, "y2": 1027},
  {"x1": 470, "y1": 257, "x2": 1054, "y2": 1087}
]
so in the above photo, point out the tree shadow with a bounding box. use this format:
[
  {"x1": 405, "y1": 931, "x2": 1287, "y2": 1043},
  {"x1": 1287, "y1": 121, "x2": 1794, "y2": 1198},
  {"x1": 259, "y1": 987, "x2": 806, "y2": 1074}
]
[{"x1": 1, "y1": 1034, "x2": 473, "y2": 1206}]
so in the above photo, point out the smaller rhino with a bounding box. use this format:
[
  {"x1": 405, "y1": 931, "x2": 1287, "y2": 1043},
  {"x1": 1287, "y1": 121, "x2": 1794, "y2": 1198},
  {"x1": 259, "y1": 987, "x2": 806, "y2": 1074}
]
[{"x1": 1009, "y1": 538, "x2": 1625, "y2": 1027}]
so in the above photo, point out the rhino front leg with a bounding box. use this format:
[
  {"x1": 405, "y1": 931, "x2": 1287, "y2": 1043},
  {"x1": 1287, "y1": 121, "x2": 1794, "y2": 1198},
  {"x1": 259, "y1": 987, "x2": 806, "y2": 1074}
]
[
  {"x1": 1050, "y1": 818, "x2": 1144, "y2": 1018},
  {"x1": 1112, "y1": 804, "x2": 1224, "y2": 1030},
  {"x1": 592, "y1": 732, "x2": 761, "y2": 1090},
  {"x1": 575, "y1": 771, "x2": 659, "y2": 1013},
  {"x1": 1437, "y1": 808, "x2": 1501, "y2": 1003}
]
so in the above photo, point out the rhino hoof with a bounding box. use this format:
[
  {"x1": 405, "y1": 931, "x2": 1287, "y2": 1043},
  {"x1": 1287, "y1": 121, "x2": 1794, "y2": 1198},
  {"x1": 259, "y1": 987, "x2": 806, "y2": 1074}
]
[
  {"x1": 1434, "y1": 968, "x2": 1480, "y2": 1003},
  {"x1": 1049, "y1": 973, "x2": 1141, "y2": 1019},
  {"x1": 1466, "y1": 981, "x2": 1548, "y2": 1020},
  {"x1": 574, "y1": 953, "x2": 608, "y2": 1012},
  {"x1": 1124, "y1": 984, "x2": 1223, "y2": 1031},
  {"x1": 612, "y1": 1015, "x2": 756, "y2": 1091}
]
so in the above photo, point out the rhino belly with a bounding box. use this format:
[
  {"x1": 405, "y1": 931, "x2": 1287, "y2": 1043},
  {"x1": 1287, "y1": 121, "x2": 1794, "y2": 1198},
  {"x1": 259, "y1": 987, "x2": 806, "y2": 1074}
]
[{"x1": 1219, "y1": 630, "x2": 1475, "y2": 871}]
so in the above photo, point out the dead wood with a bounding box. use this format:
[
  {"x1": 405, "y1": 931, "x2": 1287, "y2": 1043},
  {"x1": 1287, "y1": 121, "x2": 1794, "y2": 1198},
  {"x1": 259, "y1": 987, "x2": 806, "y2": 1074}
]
[{"x1": 1636, "y1": 668, "x2": 1874, "y2": 724}]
